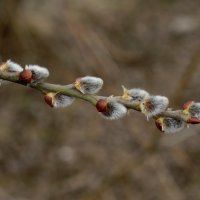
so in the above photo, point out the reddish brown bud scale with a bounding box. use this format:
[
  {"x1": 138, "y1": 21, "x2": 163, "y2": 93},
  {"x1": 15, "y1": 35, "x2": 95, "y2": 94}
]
[
  {"x1": 187, "y1": 117, "x2": 200, "y2": 124},
  {"x1": 44, "y1": 95, "x2": 53, "y2": 107},
  {"x1": 182, "y1": 100, "x2": 194, "y2": 110},
  {"x1": 96, "y1": 99, "x2": 108, "y2": 113},
  {"x1": 155, "y1": 119, "x2": 164, "y2": 132},
  {"x1": 19, "y1": 70, "x2": 32, "y2": 83},
  {"x1": 144, "y1": 100, "x2": 154, "y2": 111}
]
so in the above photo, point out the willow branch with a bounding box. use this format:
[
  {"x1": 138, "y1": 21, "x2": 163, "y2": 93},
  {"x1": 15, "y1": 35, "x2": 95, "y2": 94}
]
[{"x1": 0, "y1": 71, "x2": 189, "y2": 122}]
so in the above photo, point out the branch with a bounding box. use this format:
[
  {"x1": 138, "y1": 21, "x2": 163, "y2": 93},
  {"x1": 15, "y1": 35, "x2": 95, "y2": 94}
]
[{"x1": 0, "y1": 60, "x2": 200, "y2": 134}]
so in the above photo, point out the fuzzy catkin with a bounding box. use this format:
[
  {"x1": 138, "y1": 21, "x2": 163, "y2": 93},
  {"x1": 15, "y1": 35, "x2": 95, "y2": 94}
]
[{"x1": 99, "y1": 101, "x2": 127, "y2": 120}]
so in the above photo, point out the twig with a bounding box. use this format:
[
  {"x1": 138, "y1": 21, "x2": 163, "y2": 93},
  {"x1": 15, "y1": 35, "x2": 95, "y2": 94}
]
[
  {"x1": 1, "y1": 58, "x2": 200, "y2": 134},
  {"x1": 0, "y1": 71, "x2": 189, "y2": 122}
]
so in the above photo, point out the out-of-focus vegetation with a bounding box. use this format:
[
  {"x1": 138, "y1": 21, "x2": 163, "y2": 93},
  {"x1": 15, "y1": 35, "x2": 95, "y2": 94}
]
[{"x1": 0, "y1": 0, "x2": 200, "y2": 199}]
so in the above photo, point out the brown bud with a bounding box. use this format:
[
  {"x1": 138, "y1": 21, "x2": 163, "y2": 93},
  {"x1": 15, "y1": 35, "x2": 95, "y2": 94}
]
[
  {"x1": 44, "y1": 94, "x2": 54, "y2": 107},
  {"x1": 96, "y1": 99, "x2": 108, "y2": 113},
  {"x1": 19, "y1": 70, "x2": 32, "y2": 83}
]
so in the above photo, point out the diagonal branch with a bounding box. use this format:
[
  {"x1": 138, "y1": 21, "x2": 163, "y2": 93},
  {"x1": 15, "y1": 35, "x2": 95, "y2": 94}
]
[{"x1": 0, "y1": 71, "x2": 189, "y2": 122}]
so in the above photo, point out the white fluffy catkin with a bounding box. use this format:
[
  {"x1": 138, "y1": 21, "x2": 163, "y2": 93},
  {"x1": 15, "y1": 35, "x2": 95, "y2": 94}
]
[
  {"x1": 155, "y1": 117, "x2": 185, "y2": 133},
  {"x1": 25, "y1": 65, "x2": 49, "y2": 83},
  {"x1": 122, "y1": 86, "x2": 149, "y2": 102},
  {"x1": 99, "y1": 100, "x2": 127, "y2": 120},
  {"x1": 75, "y1": 76, "x2": 103, "y2": 94},
  {"x1": 0, "y1": 60, "x2": 23, "y2": 72},
  {"x1": 53, "y1": 93, "x2": 75, "y2": 108},
  {"x1": 141, "y1": 95, "x2": 169, "y2": 119}
]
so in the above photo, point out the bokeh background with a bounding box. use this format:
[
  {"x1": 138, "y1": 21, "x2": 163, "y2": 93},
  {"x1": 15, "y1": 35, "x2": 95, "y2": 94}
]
[{"x1": 0, "y1": 0, "x2": 200, "y2": 199}]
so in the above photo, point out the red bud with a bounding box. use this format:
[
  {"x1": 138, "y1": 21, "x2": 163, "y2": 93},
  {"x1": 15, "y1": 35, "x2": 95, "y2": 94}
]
[
  {"x1": 44, "y1": 95, "x2": 53, "y2": 107},
  {"x1": 96, "y1": 99, "x2": 108, "y2": 113},
  {"x1": 19, "y1": 70, "x2": 32, "y2": 83},
  {"x1": 187, "y1": 117, "x2": 200, "y2": 124}
]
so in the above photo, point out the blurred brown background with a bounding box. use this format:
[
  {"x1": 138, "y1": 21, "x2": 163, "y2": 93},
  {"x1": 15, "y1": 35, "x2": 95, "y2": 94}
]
[{"x1": 0, "y1": 0, "x2": 200, "y2": 200}]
